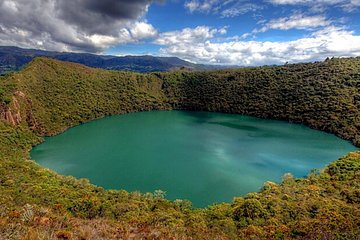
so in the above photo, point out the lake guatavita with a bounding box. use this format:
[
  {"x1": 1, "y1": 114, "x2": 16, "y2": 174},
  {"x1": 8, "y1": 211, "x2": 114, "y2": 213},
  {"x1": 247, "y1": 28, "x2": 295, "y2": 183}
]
[{"x1": 31, "y1": 111, "x2": 358, "y2": 207}]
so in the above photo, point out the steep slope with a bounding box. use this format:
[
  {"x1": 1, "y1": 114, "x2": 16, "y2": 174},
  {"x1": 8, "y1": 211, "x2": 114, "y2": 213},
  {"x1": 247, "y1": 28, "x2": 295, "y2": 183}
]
[
  {"x1": 12, "y1": 58, "x2": 171, "y2": 134},
  {"x1": 162, "y1": 57, "x2": 360, "y2": 147},
  {"x1": 0, "y1": 57, "x2": 359, "y2": 239},
  {"x1": 8, "y1": 57, "x2": 360, "y2": 146}
]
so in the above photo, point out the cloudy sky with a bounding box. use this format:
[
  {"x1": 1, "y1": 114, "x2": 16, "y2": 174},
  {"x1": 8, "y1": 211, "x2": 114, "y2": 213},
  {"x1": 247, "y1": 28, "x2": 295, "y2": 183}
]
[{"x1": 1, "y1": 0, "x2": 360, "y2": 66}]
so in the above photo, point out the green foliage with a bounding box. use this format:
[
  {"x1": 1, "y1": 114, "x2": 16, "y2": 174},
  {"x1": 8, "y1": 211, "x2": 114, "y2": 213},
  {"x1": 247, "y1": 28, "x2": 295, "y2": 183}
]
[
  {"x1": 8, "y1": 58, "x2": 172, "y2": 135},
  {"x1": 0, "y1": 57, "x2": 359, "y2": 239},
  {"x1": 159, "y1": 57, "x2": 360, "y2": 147},
  {"x1": 234, "y1": 198, "x2": 268, "y2": 221},
  {"x1": 7, "y1": 57, "x2": 359, "y2": 148},
  {"x1": 0, "y1": 76, "x2": 14, "y2": 105}
]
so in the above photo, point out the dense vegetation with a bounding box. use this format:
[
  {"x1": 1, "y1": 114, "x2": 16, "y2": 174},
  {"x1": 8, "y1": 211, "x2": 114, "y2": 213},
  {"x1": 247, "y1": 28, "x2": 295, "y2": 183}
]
[
  {"x1": 160, "y1": 57, "x2": 360, "y2": 147},
  {"x1": 0, "y1": 46, "x2": 227, "y2": 75},
  {"x1": 0, "y1": 57, "x2": 359, "y2": 239}
]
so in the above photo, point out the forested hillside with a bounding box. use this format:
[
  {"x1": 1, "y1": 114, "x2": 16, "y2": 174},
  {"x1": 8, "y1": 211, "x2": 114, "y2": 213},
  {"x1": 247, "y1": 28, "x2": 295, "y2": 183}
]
[
  {"x1": 0, "y1": 57, "x2": 359, "y2": 239},
  {"x1": 161, "y1": 57, "x2": 360, "y2": 147},
  {"x1": 8, "y1": 57, "x2": 359, "y2": 146}
]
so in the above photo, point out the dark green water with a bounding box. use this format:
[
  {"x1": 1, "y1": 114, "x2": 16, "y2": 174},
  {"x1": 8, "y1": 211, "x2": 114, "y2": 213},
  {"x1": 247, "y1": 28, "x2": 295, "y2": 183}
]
[{"x1": 31, "y1": 111, "x2": 358, "y2": 207}]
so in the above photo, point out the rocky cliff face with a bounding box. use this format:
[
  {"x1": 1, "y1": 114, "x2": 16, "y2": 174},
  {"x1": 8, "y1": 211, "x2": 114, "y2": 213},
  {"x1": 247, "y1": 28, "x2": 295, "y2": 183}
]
[
  {"x1": 0, "y1": 91, "x2": 38, "y2": 130},
  {"x1": 0, "y1": 96, "x2": 21, "y2": 125}
]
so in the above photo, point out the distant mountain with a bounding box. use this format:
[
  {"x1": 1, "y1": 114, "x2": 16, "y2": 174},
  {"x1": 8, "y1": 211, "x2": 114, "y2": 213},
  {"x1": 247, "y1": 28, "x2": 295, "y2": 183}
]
[{"x1": 0, "y1": 46, "x2": 234, "y2": 74}]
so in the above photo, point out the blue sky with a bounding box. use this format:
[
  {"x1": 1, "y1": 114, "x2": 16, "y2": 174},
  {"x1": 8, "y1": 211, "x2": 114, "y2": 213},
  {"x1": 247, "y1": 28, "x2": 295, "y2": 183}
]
[{"x1": 1, "y1": 0, "x2": 360, "y2": 65}]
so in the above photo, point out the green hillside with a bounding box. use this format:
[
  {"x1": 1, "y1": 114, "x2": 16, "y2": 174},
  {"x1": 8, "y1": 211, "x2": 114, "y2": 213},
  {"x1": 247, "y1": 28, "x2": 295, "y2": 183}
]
[{"x1": 0, "y1": 57, "x2": 359, "y2": 239}]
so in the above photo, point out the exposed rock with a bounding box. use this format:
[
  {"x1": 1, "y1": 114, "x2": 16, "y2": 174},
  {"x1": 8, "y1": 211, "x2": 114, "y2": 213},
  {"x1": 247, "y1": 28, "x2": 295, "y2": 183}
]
[{"x1": 0, "y1": 104, "x2": 19, "y2": 125}]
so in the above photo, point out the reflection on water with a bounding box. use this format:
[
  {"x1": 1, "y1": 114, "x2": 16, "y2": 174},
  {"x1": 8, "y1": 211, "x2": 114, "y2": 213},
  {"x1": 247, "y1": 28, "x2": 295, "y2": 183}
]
[{"x1": 31, "y1": 111, "x2": 358, "y2": 207}]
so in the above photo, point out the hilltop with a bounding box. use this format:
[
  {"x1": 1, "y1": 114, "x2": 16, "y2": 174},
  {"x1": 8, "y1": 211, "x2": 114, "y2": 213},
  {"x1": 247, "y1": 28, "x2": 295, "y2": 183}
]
[
  {"x1": 0, "y1": 57, "x2": 359, "y2": 239},
  {"x1": 0, "y1": 46, "x2": 233, "y2": 75}
]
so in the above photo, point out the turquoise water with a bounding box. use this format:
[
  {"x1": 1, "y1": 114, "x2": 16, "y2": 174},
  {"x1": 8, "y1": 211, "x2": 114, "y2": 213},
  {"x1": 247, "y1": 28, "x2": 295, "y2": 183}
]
[{"x1": 31, "y1": 111, "x2": 358, "y2": 207}]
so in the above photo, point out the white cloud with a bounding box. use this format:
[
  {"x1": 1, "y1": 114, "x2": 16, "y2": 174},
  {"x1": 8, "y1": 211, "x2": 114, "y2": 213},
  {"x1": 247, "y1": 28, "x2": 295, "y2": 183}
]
[
  {"x1": 155, "y1": 26, "x2": 360, "y2": 65},
  {"x1": 268, "y1": 0, "x2": 360, "y2": 11},
  {"x1": 184, "y1": 0, "x2": 262, "y2": 17},
  {"x1": 257, "y1": 14, "x2": 330, "y2": 32},
  {"x1": 0, "y1": 0, "x2": 159, "y2": 52},
  {"x1": 184, "y1": 0, "x2": 200, "y2": 12},
  {"x1": 130, "y1": 22, "x2": 158, "y2": 39},
  {"x1": 86, "y1": 34, "x2": 121, "y2": 46},
  {"x1": 343, "y1": 0, "x2": 360, "y2": 10},
  {"x1": 269, "y1": 0, "x2": 343, "y2": 4},
  {"x1": 2, "y1": 0, "x2": 18, "y2": 12},
  {"x1": 155, "y1": 26, "x2": 226, "y2": 45},
  {"x1": 221, "y1": 3, "x2": 263, "y2": 18},
  {"x1": 184, "y1": 0, "x2": 219, "y2": 13}
]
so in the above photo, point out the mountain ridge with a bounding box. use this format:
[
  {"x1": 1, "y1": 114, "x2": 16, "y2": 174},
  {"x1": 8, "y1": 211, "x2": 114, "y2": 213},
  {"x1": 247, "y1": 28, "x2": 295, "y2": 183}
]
[{"x1": 0, "y1": 46, "x2": 235, "y2": 74}]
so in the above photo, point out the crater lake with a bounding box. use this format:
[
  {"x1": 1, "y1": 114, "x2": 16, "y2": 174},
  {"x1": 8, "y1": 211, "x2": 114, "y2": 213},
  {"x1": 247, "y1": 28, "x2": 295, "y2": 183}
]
[{"x1": 31, "y1": 111, "x2": 358, "y2": 207}]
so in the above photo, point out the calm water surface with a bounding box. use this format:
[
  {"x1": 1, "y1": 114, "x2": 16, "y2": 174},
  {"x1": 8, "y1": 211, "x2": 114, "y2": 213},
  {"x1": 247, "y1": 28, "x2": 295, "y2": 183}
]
[{"x1": 31, "y1": 111, "x2": 358, "y2": 207}]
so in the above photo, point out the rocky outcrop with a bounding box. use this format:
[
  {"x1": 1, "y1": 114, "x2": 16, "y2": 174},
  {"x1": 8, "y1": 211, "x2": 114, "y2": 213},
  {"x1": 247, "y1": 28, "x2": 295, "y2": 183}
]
[
  {"x1": 0, "y1": 95, "x2": 21, "y2": 125},
  {"x1": 0, "y1": 91, "x2": 37, "y2": 129}
]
